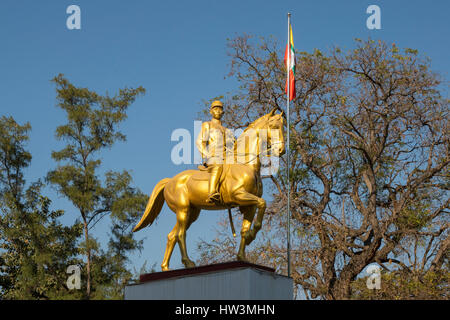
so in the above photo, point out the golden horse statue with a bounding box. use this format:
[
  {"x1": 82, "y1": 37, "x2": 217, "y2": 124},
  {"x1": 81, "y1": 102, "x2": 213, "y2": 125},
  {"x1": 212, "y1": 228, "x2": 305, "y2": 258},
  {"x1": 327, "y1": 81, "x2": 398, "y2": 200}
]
[{"x1": 133, "y1": 108, "x2": 285, "y2": 271}]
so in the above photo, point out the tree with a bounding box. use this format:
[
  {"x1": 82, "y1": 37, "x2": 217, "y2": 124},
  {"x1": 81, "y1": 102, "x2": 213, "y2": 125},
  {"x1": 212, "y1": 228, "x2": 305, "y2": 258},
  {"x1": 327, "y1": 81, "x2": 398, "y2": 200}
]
[
  {"x1": 94, "y1": 171, "x2": 148, "y2": 299},
  {"x1": 47, "y1": 75, "x2": 147, "y2": 299},
  {"x1": 0, "y1": 116, "x2": 82, "y2": 299},
  {"x1": 351, "y1": 261, "x2": 449, "y2": 299},
  {"x1": 196, "y1": 36, "x2": 449, "y2": 299}
]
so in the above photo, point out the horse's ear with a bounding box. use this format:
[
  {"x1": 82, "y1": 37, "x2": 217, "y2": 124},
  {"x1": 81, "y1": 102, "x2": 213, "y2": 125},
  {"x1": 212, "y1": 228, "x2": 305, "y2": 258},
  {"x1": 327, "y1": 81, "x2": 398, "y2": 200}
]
[
  {"x1": 276, "y1": 107, "x2": 286, "y2": 121},
  {"x1": 269, "y1": 107, "x2": 277, "y2": 116}
]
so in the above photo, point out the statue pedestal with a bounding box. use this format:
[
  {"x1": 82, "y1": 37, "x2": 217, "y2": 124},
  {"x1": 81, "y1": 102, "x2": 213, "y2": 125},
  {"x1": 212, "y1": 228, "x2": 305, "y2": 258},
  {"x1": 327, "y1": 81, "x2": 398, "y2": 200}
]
[{"x1": 124, "y1": 261, "x2": 293, "y2": 300}]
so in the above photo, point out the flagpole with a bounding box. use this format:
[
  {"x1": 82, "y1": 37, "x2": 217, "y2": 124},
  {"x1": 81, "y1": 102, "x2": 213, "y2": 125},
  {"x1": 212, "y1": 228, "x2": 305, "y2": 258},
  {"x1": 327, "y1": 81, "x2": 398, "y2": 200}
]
[{"x1": 286, "y1": 12, "x2": 291, "y2": 278}]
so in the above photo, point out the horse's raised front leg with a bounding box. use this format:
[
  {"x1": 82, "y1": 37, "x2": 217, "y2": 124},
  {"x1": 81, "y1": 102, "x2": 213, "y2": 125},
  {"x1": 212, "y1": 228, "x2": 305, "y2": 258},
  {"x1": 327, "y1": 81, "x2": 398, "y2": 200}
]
[
  {"x1": 237, "y1": 205, "x2": 256, "y2": 261},
  {"x1": 247, "y1": 197, "x2": 266, "y2": 244},
  {"x1": 233, "y1": 191, "x2": 266, "y2": 249}
]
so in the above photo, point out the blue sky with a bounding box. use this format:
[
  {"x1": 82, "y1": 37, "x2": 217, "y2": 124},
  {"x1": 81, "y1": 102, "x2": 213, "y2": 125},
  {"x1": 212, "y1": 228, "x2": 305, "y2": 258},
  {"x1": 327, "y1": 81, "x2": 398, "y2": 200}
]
[{"x1": 1, "y1": 1, "x2": 449, "y2": 273}]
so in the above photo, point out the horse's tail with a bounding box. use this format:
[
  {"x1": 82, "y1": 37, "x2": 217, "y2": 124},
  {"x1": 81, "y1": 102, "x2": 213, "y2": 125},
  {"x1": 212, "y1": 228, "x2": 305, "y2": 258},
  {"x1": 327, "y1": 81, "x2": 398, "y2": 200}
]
[{"x1": 133, "y1": 178, "x2": 170, "y2": 232}]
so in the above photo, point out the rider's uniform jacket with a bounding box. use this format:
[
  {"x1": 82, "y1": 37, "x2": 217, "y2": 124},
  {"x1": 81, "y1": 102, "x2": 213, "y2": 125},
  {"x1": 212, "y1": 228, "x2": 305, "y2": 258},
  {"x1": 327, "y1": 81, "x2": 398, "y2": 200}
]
[{"x1": 196, "y1": 121, "x2": 235, "y2": 165}]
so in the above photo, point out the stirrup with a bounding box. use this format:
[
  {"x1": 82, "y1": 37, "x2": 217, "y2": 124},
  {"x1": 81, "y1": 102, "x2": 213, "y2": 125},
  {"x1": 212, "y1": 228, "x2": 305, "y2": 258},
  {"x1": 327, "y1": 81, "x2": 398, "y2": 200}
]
[{"x1": 206, "y1": 192, "x2": 221, "y2": 203}]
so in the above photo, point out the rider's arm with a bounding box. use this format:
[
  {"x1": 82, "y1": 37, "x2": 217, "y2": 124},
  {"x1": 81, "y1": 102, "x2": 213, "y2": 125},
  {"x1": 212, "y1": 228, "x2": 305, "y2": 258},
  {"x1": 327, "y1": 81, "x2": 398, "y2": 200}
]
[{"x1": 196, "y1": 122, "x2": 210, "y2": 161}]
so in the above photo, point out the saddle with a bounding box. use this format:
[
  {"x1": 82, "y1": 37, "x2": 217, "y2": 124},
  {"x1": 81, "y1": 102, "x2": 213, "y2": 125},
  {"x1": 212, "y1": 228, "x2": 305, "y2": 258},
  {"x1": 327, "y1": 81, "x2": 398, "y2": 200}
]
[
  {"x1": 197, "y1": 164, "x2": 209, "y2": 171},
  {"x1": 190, "y1": 165, "x2": 229, "y2": 205},
  {"x1": 189, "y1": 165, "x2": 212, "y2": 181}
]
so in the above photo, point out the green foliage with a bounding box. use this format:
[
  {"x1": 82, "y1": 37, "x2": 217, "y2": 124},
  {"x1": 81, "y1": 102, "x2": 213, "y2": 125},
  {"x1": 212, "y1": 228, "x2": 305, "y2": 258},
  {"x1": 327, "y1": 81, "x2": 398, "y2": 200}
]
[
  {"x1": 0, "y1": 116, "x2": 31, "y2": 199},
  {"x1": 351, "y1": 269, "x2": 449, "y2": 300},
  {"x1": 0, "y1": 116, "x2": 82, "y2": 299},
  {"x1": 47, "y1": 74, "x2": 146, "y2": 299}
]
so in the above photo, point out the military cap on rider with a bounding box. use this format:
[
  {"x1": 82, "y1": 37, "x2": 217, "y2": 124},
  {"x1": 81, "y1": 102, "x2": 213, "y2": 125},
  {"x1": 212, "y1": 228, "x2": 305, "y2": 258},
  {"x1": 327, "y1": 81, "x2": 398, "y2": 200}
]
[{"x1": 210, "y1": 100, "x2": 223, "y2": 110}]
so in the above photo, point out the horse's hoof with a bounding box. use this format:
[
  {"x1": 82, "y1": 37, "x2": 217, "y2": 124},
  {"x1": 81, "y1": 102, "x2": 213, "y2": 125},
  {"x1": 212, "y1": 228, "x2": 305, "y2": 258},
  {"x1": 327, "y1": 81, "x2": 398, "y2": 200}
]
[
  {"x1": 183, "y1": 259, "x2": 196, "y2": 268},
  {"x1": 237, "y1": 254, "x2": 246, "y2": 262}
]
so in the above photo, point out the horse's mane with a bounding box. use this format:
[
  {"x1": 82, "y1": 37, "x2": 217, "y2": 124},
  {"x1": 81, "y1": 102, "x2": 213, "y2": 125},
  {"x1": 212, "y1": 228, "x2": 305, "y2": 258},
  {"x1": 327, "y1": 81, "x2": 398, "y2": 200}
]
[
  {"x1": 242, "y1": 114, "x2": 269, "y2": 133},
  {"x1": 234, "y1": 114, "x2": 270, "y2": 153},
  {"x1": 232, "y1": 110, "x2": 283, "y2": 159}
]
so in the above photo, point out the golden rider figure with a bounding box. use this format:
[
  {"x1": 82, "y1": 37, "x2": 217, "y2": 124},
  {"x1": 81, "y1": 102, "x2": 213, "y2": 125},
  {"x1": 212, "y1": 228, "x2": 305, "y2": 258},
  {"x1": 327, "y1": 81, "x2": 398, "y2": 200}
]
[{"x1": 196, "y1": 100, "x2": 235, "y2": 203}]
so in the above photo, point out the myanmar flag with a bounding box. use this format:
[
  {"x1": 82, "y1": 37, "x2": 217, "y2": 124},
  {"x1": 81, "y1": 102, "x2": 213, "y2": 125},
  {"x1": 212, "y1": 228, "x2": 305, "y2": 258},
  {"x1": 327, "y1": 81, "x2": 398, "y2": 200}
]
[{"x1": 284, "y1": 24, "x2": 296, "y2": 101}]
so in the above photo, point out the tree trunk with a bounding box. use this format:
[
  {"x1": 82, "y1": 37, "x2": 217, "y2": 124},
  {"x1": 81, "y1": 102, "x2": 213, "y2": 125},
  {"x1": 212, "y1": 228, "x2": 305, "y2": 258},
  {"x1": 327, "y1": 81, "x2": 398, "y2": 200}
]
[
  {"x1": 82, "y1": 218, "x2": 91, "y2": 299},
  {"x1": 330, "y1": 278, "x2": 352, "y2": 300}
]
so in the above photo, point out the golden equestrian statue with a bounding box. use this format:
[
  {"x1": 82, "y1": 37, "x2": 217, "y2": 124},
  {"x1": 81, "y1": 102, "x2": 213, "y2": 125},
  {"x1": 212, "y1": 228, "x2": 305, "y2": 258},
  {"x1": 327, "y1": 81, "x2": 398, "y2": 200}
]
[
  {"x1": 133, "y1": 102, "x2": 285, "y2": 271},
  {"x1": 195, "y1": 100, "x2": 236, "y2": 203}
]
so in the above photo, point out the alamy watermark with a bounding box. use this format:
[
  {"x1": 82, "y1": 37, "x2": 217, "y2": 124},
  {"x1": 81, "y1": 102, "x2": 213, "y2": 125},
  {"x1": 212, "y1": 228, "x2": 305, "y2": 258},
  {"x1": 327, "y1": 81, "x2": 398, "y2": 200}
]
[
  {"x1": 366, "y1": 5, "x2": 381, "y2": 30},
  {"x1": 66, "y1": 265, "x2": 81, "y2": 290},
  {"x1": 66, "y1": 5, "x2": 81, "y2": 30},
  {"x1": 65, "y1": 5, "x2": 381, "y2": 31},
  {"x1": 170, "y1": 122, "x2": 282, "y2": 176},
  {"x1": 366, "y1": 264, "x2": 381, "y2": 290}
]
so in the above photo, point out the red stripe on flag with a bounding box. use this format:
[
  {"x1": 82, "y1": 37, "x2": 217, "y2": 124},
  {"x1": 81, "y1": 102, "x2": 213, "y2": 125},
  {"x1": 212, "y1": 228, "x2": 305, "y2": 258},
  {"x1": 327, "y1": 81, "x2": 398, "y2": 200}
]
[
  {"x1": 283, "y1": 44, "x2": 296, "y2": 101},
  {"x1": 285, "y1": 70, "x2": 296, "y2": 101}
]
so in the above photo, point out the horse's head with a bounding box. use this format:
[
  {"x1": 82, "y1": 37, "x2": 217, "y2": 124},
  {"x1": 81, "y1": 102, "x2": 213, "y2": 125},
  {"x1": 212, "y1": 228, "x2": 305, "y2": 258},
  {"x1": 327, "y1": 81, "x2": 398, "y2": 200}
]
[
  {"x1": 235, "y1": 108, "x2": 285, "y2": 164},
  {"x1": 266, "y1": 108, "x2": 285, "y2": 157}
]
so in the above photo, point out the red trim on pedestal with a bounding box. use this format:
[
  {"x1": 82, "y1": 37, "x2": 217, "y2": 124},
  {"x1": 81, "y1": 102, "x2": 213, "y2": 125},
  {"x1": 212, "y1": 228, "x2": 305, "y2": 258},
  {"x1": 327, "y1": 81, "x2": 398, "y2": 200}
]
[{"x1": 139, "y1": 261, "x2": 275, "y2": 283}]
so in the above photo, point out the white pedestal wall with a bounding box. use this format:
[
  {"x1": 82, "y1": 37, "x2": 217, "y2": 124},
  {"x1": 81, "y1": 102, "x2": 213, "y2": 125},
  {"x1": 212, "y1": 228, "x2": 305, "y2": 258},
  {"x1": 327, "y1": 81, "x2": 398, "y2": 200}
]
[{"x1": 125, "y1": 266, "x2": 293, "y2": 300}]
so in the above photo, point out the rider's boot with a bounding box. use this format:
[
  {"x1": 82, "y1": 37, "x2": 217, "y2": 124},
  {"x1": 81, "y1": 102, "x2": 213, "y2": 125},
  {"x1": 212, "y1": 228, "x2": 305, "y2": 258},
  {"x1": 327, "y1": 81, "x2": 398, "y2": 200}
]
[{"x1": 207, "y1": 165, "x2": 222, "y2": 203}]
